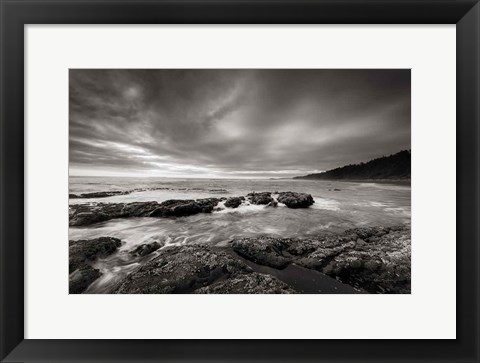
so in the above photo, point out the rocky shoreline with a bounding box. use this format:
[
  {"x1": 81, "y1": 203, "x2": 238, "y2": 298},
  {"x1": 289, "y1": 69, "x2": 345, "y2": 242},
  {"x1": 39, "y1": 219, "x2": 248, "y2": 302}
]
[
  {"x1": 69, "y1": 191, "x2": 315, "y2": 226},
  {"x1": 69, "y1": 187, "x2": 229, "y2": 199},
  {"x1": 232, "y1": 225, "x2": 410, "y2": 293},
  {"x1": 69, "y1": 237, "x2": 122, "y2": 293},
  {"x1": 69, "y1": 225, "x2": 410, "y2": 294}
]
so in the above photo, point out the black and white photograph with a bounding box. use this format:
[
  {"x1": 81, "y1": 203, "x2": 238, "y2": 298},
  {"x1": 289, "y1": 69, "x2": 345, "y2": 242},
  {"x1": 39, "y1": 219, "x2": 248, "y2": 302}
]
[{"x1": 68, "y1": 69, "x2": 411, "y2": 294}]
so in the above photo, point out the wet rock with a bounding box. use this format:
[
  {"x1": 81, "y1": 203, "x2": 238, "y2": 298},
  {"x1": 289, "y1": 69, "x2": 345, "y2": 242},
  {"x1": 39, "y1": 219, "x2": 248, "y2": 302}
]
[
  {"x1": 73, "y1": 190, "x2": 130, "y2": 199},
  {"x1": 69, "y1": 265, "x2": 101, "y2": 294},
  {"x1": 320, "y1": 227, "x2": 411, "y2": 293},
  {"x1": 69, "y1": 202, "x2": 158, "y2": 226},
  {"x1": 364, "y1": 260, "x2": 383, "y2": 271},
  {"x1": 69, "y1": 237, "x2": 122, "y2": 273},
  {"x1": 232, "y1": 237, "x2": 291, "y2": 269},
  {"x1": 70, "y1": 187, "x2": 228, "y2": 200},
  {"x1": 232, "y1": 235, "x2": 331, "y2": 270},
  {"x1": 246, "y1": 192, "x2": 273, "y2": 205},
  {"x1": 130, "y1": 241, "x2": 163, "y2": 257},
  {"x1": 230, "y1": 226, "x2": 411, "y2": 294},
  {"x1": 149, "y1": 198, "x2": 221, "y2": 217},
  {"x1": 356, "y1": 238, "x2": 366, "y2": 247},
  {"x1": 114, "y1": 245, "x2": 252, "y2": 294},
  {"x1": 124, "y1": 201, "x2": 162, "y2": 217},
  {"x1": 224, "y1": 196, "x2": 244, "y2": 208},
  {"x1": 267, "y1": 200, "x2": 278, "y2": 207},
  {"x1": 277, "y1": 191, "x2": 314, "y2": 208},
  {"x1": 194, "y1": 272, "x2": 296, "y2": 294},
  {"x1": 68, "y1": 237, "x2": 121, "y2": 294},
  {"x1": 115, "y1": 244, "x2": 297, "y2": 294},
  {"x1": 69, "y1": 192, "x2": 319, "y2": 226},
  {"x1": 349, "y1": 258, "x2": 362, "y2": 269},
  {"x1": 69, "y1": 198, "x2": 222, "y2": 226},
  {"x1": 149, "y1": 200, "x2": 200, "y2": 217}
]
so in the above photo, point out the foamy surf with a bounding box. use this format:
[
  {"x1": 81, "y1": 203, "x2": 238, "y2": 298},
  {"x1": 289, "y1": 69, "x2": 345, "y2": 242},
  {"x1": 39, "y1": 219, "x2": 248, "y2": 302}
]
[
  {"x1": 311, "y1": 198, "x2": 340, "y2": 211},
  {"x1": 214, "y1": 201, "x2": 269, "y2": 214}
]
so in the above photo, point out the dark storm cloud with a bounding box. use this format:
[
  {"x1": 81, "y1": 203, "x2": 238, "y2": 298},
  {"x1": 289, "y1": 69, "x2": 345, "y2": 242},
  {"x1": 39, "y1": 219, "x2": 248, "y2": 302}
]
[{"x1": 69, "y1": 69, "x2": 410, "y2": 177}]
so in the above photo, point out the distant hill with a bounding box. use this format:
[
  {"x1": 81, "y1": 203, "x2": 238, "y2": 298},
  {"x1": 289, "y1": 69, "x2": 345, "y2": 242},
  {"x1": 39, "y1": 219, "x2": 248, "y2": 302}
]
[{"x1": 294, "y1": 150, "x2": 411, "y2": 180}]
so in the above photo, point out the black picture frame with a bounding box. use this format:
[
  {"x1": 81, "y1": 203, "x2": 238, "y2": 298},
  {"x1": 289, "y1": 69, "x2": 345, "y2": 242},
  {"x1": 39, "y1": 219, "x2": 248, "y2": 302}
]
[{"x1": 1, "y1": 1, "x2": 479, "y2": 362}]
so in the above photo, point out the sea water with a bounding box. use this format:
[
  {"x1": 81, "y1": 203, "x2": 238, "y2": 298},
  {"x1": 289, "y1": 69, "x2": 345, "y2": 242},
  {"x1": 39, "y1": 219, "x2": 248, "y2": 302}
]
[{"x1": 68, "y1": 176, "x2": 411, "y2": 293}]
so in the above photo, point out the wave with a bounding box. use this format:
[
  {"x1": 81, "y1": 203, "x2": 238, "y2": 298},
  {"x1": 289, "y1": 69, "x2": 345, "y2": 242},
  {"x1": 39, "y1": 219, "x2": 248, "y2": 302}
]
[
  {"x1": 310, "y1": 198, "x2": 340, "y2": 211},
  {"x1": 214, "y1": 200, "x2": 270, "y2": 214}
]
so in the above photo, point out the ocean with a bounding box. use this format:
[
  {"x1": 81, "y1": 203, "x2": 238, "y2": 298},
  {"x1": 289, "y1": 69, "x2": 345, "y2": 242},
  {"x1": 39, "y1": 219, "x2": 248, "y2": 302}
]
[{"x1": 69, "y1": 176, "x2": 411, "y2": 293}]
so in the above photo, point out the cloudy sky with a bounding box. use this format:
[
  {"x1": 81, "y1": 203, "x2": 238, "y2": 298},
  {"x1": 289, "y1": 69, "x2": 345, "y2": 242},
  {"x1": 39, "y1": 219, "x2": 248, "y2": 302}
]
[{"x1": 69, "y1": 69, "x2": 410, "y2": 178}]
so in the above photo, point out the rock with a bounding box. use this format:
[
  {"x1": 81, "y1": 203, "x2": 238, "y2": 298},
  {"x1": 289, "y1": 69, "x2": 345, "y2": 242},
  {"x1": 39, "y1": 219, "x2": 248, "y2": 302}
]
[
  {"x1": 319, "y1": 227, "x2": 411, "y2": 293},
  {"x1": 69, "y1": 265, "x2": 101, "y2": 294},
  {"x1": 267, "y1": 200, "x2": 278, "y2": 207},
  {"x1": 149, "y1": 198, "x2": 221, "y2": 217},
  {"x1": 68, "y1": 191, "x2": 318, "y2": 226},
  {"x1": 246, "y1": 192, "x2": 273, "y2": 205},
  {"x1": 113, "y1": 245, "x2": 252, "y2": 294},
  {"x1": 69, "y1": 202, "x2": 158, "y2": 226},
  {"x1": 130, "y1": 241, "x2": 163, "y2": 257},
  {"x1": 70, "y1": 187, "x2": 228, "y2": 200},
  {"x1": 364, "y1": 260, "x2": 382, "y2": 271},
  {"x1": 69, "y1": 193, "x2": 79, "y2": 199},
  {"x1": 125, "y1": 201, "x2": 163, "y2": 217},
  {"x1": 150, "y1": 200, "x2": 195, "y2": 217},
  {"x1": 194, "y1": 272, "x2": 296, "y2": 294},
  {"x1": 232, "y1": 237, "x2": 291, "y2": 269},
  {"x1": 69, "y1": 198, "x2": 222, "y2": 226},
  {"x1": 69, "y1": 237, "x2": 122, "y2": 273},
  {"x1": 75, "y1": 190, "x2": 130, "y2": 198},
  {"x1": 230, "y1": 226, "x2": 411, "y2": 294},
  {"x1": 115, "y1": 244, "x2": 297, "y2": 294},
  {"x1": 69, "y1": 192, "x2": 318, "y2": 226},
  {"x1": 224, "y1": 197, "x2": 244, "y2": 208},
  {"x1": 277, "y1": 191, "x2": 314, "y2": 208},
  {"x1": 356, "y1": 238, "x2": 366, "y2": 247},
  {"x1": 232, "y1": 235, "x2": 337, "y2": 270},
  {"x1": 349, "y1": 258, "x2": 362, "y2": 269}
]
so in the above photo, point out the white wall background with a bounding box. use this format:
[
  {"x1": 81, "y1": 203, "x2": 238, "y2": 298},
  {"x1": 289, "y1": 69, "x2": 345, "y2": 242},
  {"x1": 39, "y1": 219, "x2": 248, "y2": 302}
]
[{"x1": 25, "y1": 25, "x2": 456, "y2": 339}]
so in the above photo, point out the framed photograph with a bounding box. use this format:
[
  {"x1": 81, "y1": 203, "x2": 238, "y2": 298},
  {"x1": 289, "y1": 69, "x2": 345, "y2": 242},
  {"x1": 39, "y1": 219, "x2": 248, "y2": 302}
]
[{"x1": 1, "y1": 0, "x2": 478, "y2": 362}]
